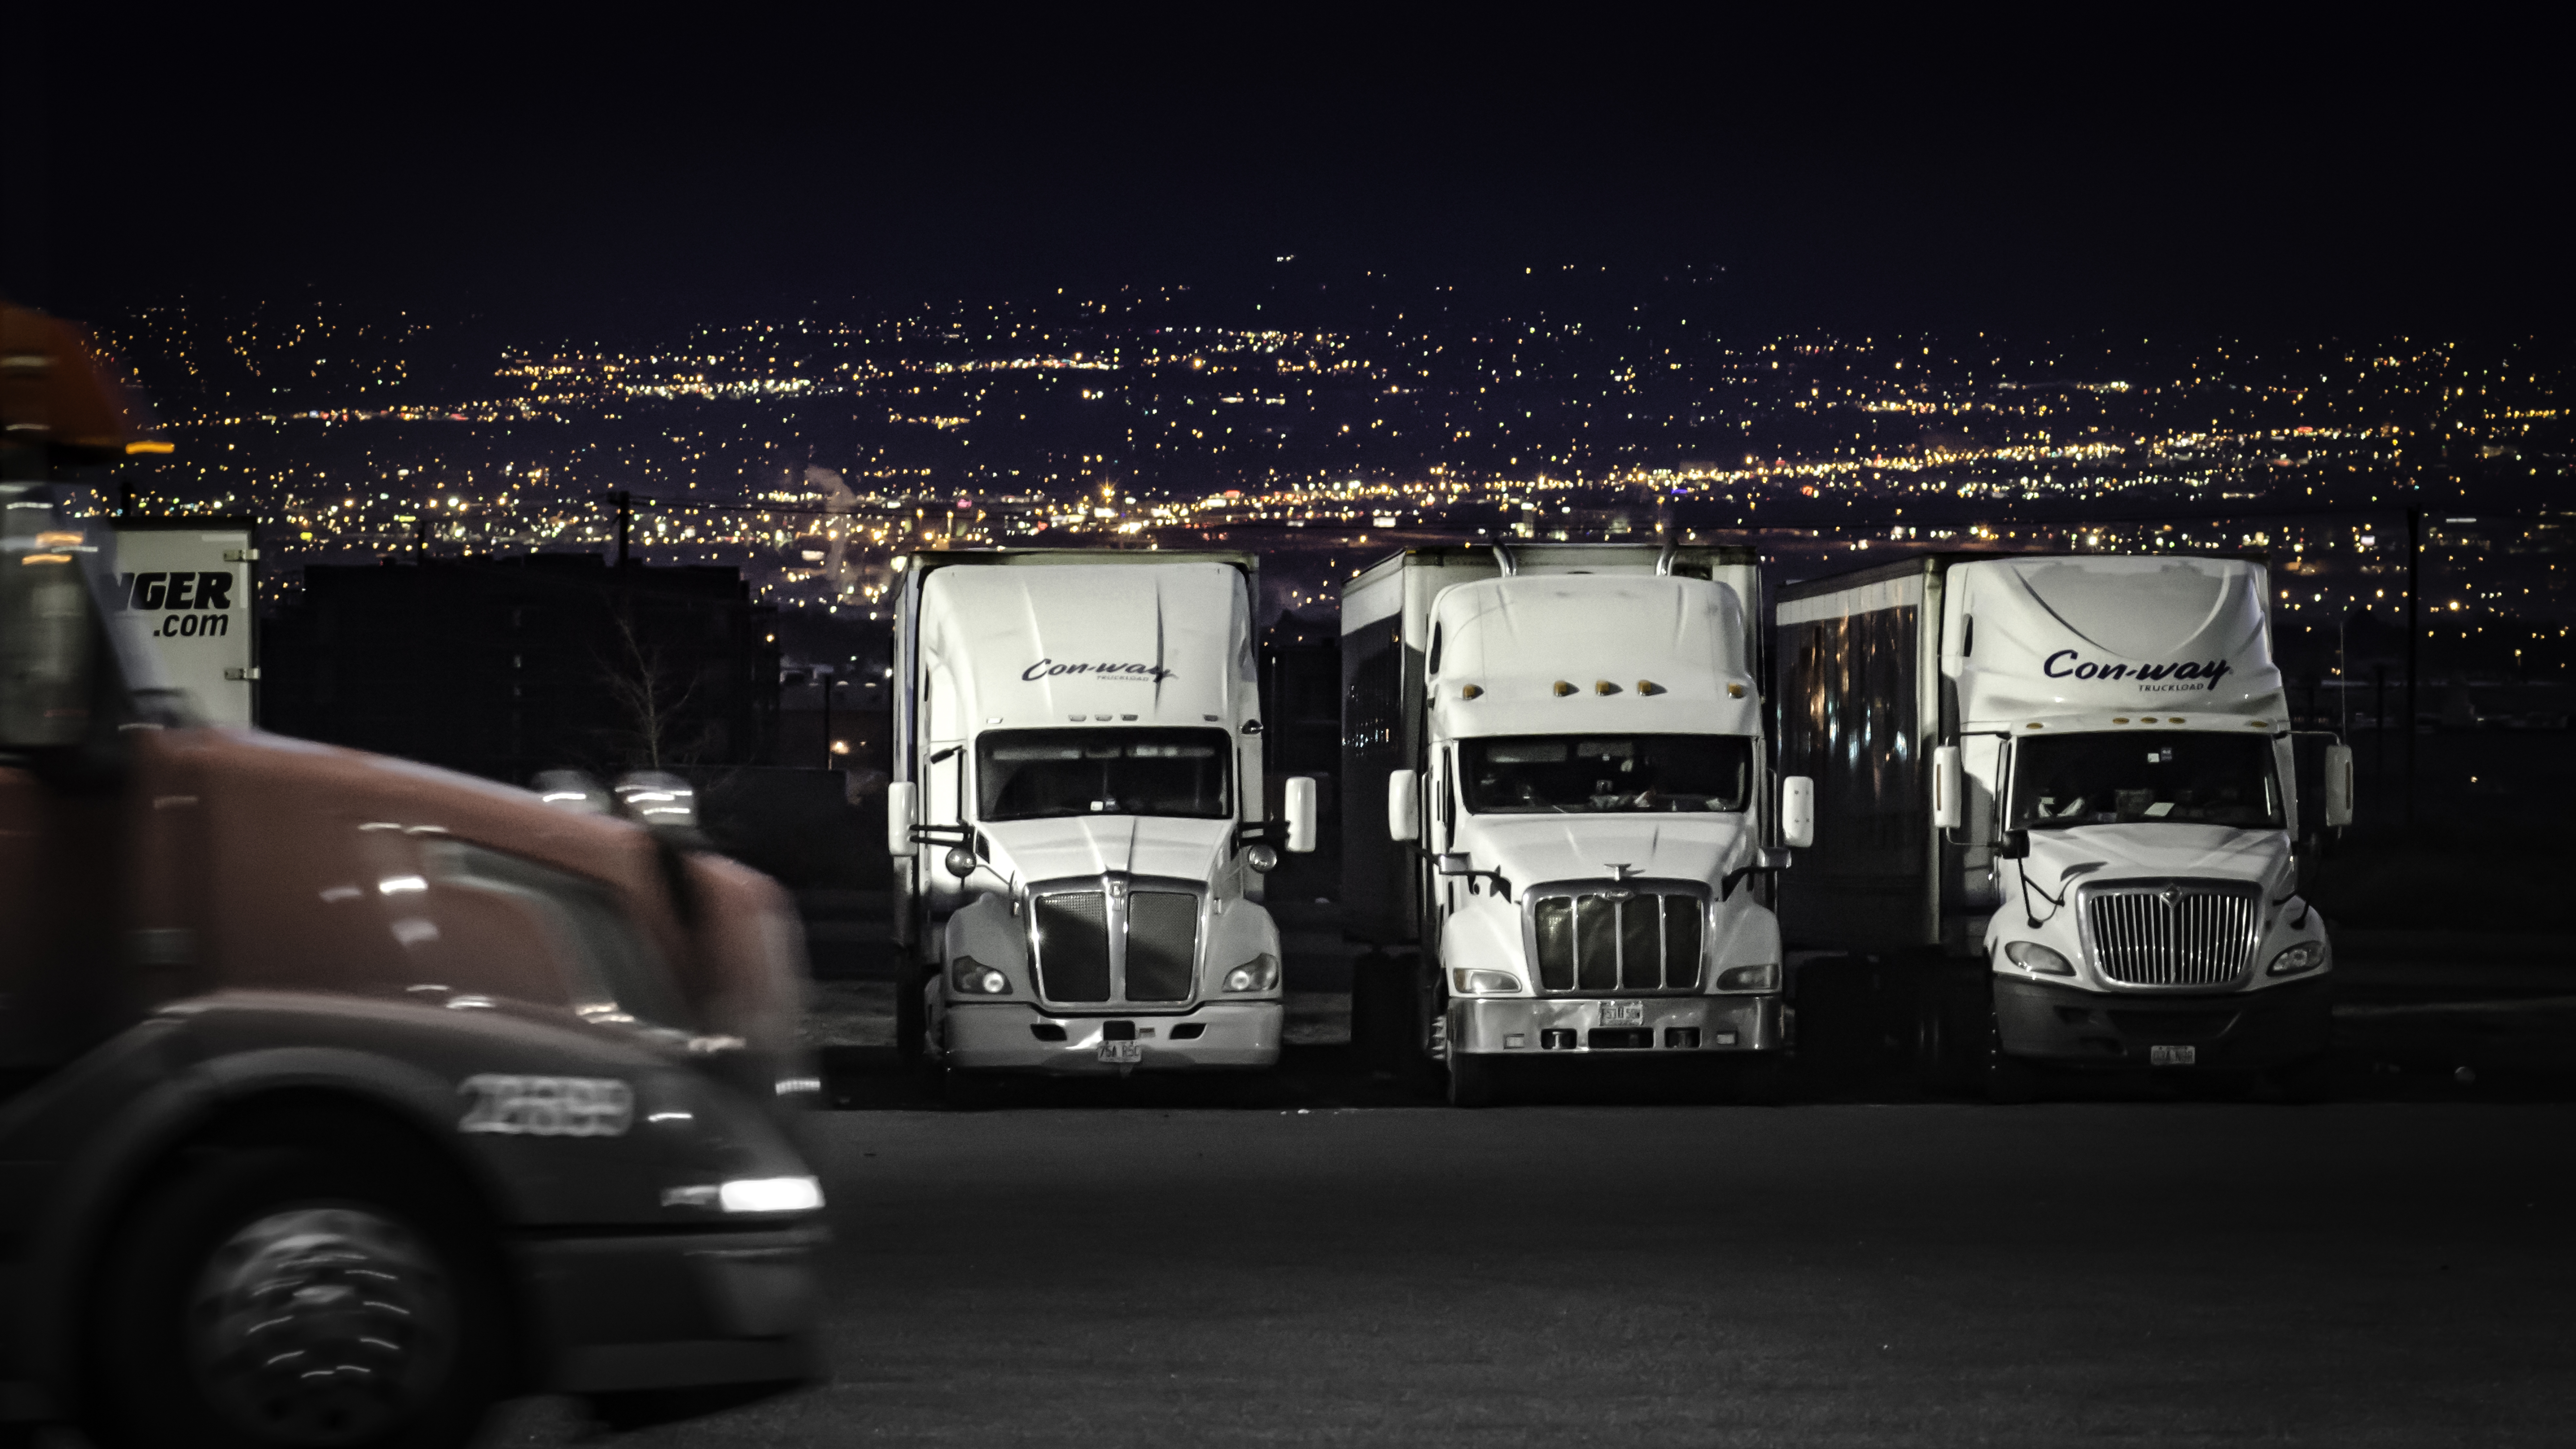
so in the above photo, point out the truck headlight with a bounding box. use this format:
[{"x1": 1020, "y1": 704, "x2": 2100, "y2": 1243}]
[
  {"x1": 2004, "y1": 941, "x2": 2075, "y2": 976},
  {"x1": 951, "y1": 956, "x2": 1011, "y2": 995},
  {"x1": 1715, "y1": 963, "x2": 1778, "y2": 992},
  {"x1": 2267, "y1": 941, "x2": 2328, "y2": 977},
  {"x1": 1222, "y1": 954, "x2": 1281, "y2": 993},
  {"x1": 1450, "y1": 968, "x2": 1523, "y2": 995}
]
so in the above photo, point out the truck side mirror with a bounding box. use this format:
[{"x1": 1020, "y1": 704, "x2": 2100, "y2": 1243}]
[
  {"x1": 1386, "y1": 768, "x2": 1420, "y2": 842},
  {"x1": 1435, "y1": 852, "x2": 1470, "y2": 876},
  {"x1": 1779, "y1": 774, "x2": 1815, "y2": 850},
  {"x1": 1284, "y1": 775, "x2": 1318, "y2": 853},
  {"x1": 1999, "y1": 828, "x2": 2030, "y2": 860},
  {"x1": 887, "y1": 781, "x2": 918, "y2": 858},
  {"x1": 2323, "y1": 743, "x2": 2354, "y2": 828},
  {"x1": 1932, "y1": 745, "x2": 1964, "y2": 831}
]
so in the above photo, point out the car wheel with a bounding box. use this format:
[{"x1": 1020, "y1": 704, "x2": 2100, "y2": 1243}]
[{"x1": 88, "y1": 1141, "x2": 507, "y2": 1449}]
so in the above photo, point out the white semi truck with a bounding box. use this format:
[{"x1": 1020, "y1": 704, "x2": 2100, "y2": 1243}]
[
  {"x1": 1773, "y1": 552, "x2": 2350, "y2": 1100},
  {"x1": 885, "y1": 550, "x2": 1316, "y2": 1089},
  {"x1": 1341, "y1": 543, "x2": 1812, "y2": 1106}
]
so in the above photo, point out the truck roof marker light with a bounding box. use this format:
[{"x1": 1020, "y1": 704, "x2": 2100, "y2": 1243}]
[
  {"x1": 2026, "y1": 723, "x2": 2045, "y2": 730},
  {"x1": 378, "y1": 875, "x2": 428, "y2": 895},
  {"x1": 2247, "y1": 720, "x2": 2270, "y2": 728},
  {"x1": 1725, "y1": 683, "x2": 1744, "y2": 698},
  {"x1": 1553, "y1": 681, "x2": 1575, "y2": 697},
  {"x1": 1638, "y1": 680, "x2": 1662, "y2": 695},
  {"x1": 2166, "y1": 717, "x2": 2185, "y2": 724},
  {"x1": 1595, "y1": 681, "x2": 1620, "y2": 695},
  {"x1": 2113, "y1": 717, "x2": 2130, "y2": 724},
  {"x1": 1460, "y1": 684, "x2": 1482, "y2": 700}
]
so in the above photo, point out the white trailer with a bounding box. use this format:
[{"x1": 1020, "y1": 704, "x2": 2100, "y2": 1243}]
[
  {"x1": 1773, "y1": 552, "x2": 2350, "y2": 1099},
  {"x1": 885, "y1": 550, "x2": 1315, "y2": 1086},
  {"x1": 109, "y1": 517, "x2": 258, "y2": 725},
  {"x1": 1340, "y1": 543, "x2": 1812, "y2": 1105}
]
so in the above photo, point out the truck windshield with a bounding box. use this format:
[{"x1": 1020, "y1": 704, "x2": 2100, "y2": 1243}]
[
  {"x1": 978, "y1": 728, "x2": 1233, "y2": 821},
  {"x1": 1460, "y1": 735, "x2": 1751, "y2": 814},
  {"x1": 2010, "y1": 732, "x2": 2283, "y2": 830}
]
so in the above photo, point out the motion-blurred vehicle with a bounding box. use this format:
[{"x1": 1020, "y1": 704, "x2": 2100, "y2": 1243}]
[
  {"x1": 0, "y1": 301, "x2": 826, "y2": 1448},
  {"x1": 1339, "y1": 544, "x2": 1810, "y2": 1105},
  {"x1": 1774, "y1": 552, "x2": 2351, "y2": 1099},
  {"x1": 884, "y1": 549, "x2": 1316, "y2": 1091}
]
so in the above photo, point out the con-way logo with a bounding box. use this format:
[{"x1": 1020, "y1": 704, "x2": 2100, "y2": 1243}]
[
  {"x1": 116, "y1": 571, "x2": 238, "y2": 638},
  {"x1": 1021, "y1": 659, "x2": 1174, "y2": 683},
  {"x1": 2044, "y1": 649, "x2": 2231, "y2": 692}
]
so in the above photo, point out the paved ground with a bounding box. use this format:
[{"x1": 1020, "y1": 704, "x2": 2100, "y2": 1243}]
[{"x1": 497, "y1": 1099, "x2": 2576, "y2": 1447}]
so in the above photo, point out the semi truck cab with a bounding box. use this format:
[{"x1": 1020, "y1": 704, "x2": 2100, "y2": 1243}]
[
  {"x1": 1344, "y1": 544, "x2": 1812, "y2": 1105},
  {"x1": 885, "y1": 551, "x2": 1315, "y2": 1084}
]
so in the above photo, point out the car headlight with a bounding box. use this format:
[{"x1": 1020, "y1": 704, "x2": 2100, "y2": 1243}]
[
  {"x1": 1222, "y1": 954, "x2": 1281, "y2": 993},
  {"x1": 662, "y1": 1176, "x2": 826, "y2": 1213},
  {"x1": 950, "y1": 955, "x2": 1011, "y2": 995},
  {"x1": 2004, "y1": 941, "x2": 2075, "y2": 976},
  {"x1": 2267, "y1": 941, "x2": 2328, "y2": 977},
  {"x1": 1449, "y1": 968, "x2": 1523, "y2": 995},
  {"x1": 1715, "y1": 962, "x2": 1778, "y2": 992}
]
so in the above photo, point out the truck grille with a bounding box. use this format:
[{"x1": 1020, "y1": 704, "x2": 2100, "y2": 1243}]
[
  {"x1": 1029, "y1": 882, "x2": 1203, "y2": 1005},
  {"x1": 1529, "y1": 890, "x2": 1703, "y2": 993},
  {"x1": 2083, "y1": 882, "x2": 2259, "y2": 988},
  {"x1": 1033, "y1": 893, "x2": 1113, "y2": 1001},
  {"x1": 1124, "y1": 892, "x2": 1198, "y2": 1001}
]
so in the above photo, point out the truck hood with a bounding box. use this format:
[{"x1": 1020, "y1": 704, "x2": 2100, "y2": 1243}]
[
  {"x1": 1455, "y1": 812, "x2": 1752, "y2": 888},
  {"x1": 2017, "y1": 822, "x2": 2291, "y2": 893},
  {"x1": 981, "y1": 814, "x2": 1238, "y2": 887}
]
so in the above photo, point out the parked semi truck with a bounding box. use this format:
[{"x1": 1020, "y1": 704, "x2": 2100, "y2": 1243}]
[
  {"x1": 1341, "y1": 543, "x2": 1812, "y2": 1106},
  {"x1": 1773, "y1": 552, "x2": 2350, "y2": 1100},
  {"x1": 885, "y1": 550, "x2": 1316, "y2": 1089},
  {"x1": 0, "y1": 516, "x2": 824, "y2": 1449}
]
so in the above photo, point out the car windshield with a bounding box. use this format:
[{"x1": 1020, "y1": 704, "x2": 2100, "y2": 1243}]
[
  {"x1": 977, "y1": 728, "x2": 1232, "y2": 821},
  {"x1": 2009, "y1": 732, "x2": 2283, "y2": 830},
  {"x1": 1460, "y1": 734, "x2": 1752, "y2": 814}
]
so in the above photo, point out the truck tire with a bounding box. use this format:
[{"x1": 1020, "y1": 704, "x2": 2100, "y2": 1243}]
[
  {"x1": 894, "y1": 962, "x2": 928, "y2": 1064},
  {"x1": 1445, "y1": 1052, "x2": 1498, "y2": 1108},
  {"x1": 1981, "y1": 1004, "x2": 2043, "y2": 1105},
  {"x1": 87, "y1": 1140, "x2": 508, "y2": 1449}
]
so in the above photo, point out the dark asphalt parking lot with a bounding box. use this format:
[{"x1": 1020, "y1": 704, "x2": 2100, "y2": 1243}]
[{"x1": 497, "y1": 1084, "x2": 2576, "y2": 1448}]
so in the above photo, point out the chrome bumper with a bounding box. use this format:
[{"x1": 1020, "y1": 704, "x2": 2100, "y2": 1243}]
[
  {"x1": 1447, "y1": 995, "x2": 1787, "y2": 1056},
  {"x1": 938, "y1": 1001, "x2": 1283, "y2": 1073}
]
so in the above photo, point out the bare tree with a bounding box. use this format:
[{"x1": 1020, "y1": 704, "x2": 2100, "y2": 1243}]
[{"x1": 598, "y1": 609, "x2": 701, "y2": 772}]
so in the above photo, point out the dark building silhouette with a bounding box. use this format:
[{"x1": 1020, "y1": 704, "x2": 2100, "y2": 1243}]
[{"x1": 264, "y1": 555, "x2": 779, "y2": 786}]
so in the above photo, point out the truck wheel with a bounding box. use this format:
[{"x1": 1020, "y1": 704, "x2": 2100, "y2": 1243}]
[
  {"x1": 1981, "y1": 1005, "x2": 2043, "y2": 1105},
  {"x1": 1733, "y1": 1055, "x2": 1791, "y2": 1106},
  {"x1": 894, "y1": 963, "x2": 928, "y2": 1064},
  {"x1": 1446, "y1": 1052, "x2": 1498, "y2": 1108},
  {"x1": 88, "y1": 1141, "x2": 507, "y2": 1449}
]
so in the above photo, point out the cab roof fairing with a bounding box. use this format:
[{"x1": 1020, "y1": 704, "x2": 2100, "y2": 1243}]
[
  {"x1": 915, "y1": 561, "x2": 1255, "y2": 740},
  {"x1": 1940, "y1": 555, "x2": 2286, "y2": 729},
  {"x1": 1428, "y1": 575, "x2": 1759, "y2": 737}
]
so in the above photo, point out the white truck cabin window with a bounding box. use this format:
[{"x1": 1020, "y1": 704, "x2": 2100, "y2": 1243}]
[
  {"x1": 976, "y1": 727, "x2": 1233, "y2": 821},
  {"x1": 1458, "y1": 735, "x2": 1752, "y2": 815},
  {"x1": 2009, "y1": 733, "x2": 2283, "y2": 831}
]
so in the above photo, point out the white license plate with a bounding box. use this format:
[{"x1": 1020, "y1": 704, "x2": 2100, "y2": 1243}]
[
  {"x1": 2150, "y1": 1044, "x2": 2197, "y2": 1066},
  {"x1": 1097, "y1": 1040, "x2": 1144, "y2": 1064},
  {"x1": 1601, "y1": 1000, "x2": 1645, "y2": 1026}
]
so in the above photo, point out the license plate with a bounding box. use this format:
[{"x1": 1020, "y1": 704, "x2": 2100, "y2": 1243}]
[
  {"x1": 1601, "y1": 1000, "x2": 1645, "y2": 1026},
  {"x1": 2150, "y1": 1044, "x2": 2197, "y2": 1066},
  {"x1": 1097, "y1": 1040, "x2": 1144, "y2": 1064}
]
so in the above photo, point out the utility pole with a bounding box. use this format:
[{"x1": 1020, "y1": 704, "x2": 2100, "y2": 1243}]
[
  {"x1": 615, "y1": 490, "x2": 633, "y2": 567},
  {"x1": 2405, "y1": 507, "x2": 2421, "y2": 827}
]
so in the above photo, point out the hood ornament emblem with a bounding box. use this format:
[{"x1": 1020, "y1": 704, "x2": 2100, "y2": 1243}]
[
  {"x1": 1608, "y1": 863, "x2": 1637, "y2": 881},
  {"x1": 2157, "y1": 886, "x2": 2181, "y2": 908}
]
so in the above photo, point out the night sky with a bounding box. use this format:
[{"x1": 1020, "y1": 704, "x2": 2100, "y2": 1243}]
[{"x1": 17, "y1": 13, "x2": 2571, "y2": 335}]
